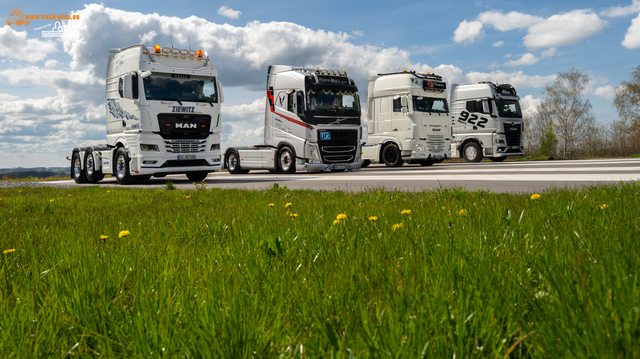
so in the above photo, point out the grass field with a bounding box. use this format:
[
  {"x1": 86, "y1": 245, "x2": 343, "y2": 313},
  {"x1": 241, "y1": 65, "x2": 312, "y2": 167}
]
[{"x1": 1, "y1": 183, "x2": 639, "y2": 358}]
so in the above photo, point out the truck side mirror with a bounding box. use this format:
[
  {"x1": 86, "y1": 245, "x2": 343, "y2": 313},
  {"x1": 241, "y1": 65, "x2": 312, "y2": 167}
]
[
  {"x1": 217, "y1": 80, "x2": 224, "y2": 103},
  {"x1": 296, "y1": 92, "x2": 304, "y2": 117},
  {"x1": 400, "y1": 96, "x2": 408, "y2": 113},
  {"x1": 482, "y1": 100, "x2": 490, "y2": 114}
]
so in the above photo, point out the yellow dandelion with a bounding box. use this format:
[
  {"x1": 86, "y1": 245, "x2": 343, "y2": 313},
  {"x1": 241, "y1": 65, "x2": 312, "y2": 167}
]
[
  {"x1": 68, "y1": 194, "x2": 71, "y2": 196},
  {"x1": 333, "y1": 219, "x2": 342, "y2": 225},
  {"x1": 100, "y1": 235, "x2": 109, "y2": 240},
  {"x1": 599, "y1": 204, "x2": 609, "y2": 209},
  {"x1": 3, "y1": 249, "x2": 16, "y2": 254},
  {"x1": 441, "y1": 206, "x2": 447, "y2": 210},
  {"x1": 392, "y1": 223, "x2": 403, "y2": 231},
  {"x1": 49, "y1": 199, "x2": 54, "y2": 203},
  {"x1": 530, "y1": 193, "x2": 541, "y2": 200},
  {"x1": 18, "y1": 190, "x2": 22, "y2": 193},
  {"x1": 0, "y1": 198, "x2": 3, "y2": 201},
  {"x1": 185, "y1": 195, "x2": 191, "y2": 199},
  {"x1": 401, "y1": 209, "x2": 411, "y2": 215},
  {"x1": 107, "y1": 191, "x2": 111, "y2": 193},
  {"x1": 289, "y1": 213, "x2": 298, "y2": 218},
  {"x1": 458, "y1": 209, "x2": 467, "y2": 215},
  {"x1": 118, "y1": 230, "x2": 131, "y2": 238},
  {"x1": 368, "y1": 216, "x2": 378, "y2": 221},
  {"x1": 268, "y1": 203, "x2": 275, "y2": 207},
  {"x1": 336, "y1": 213, "x2": 347, "y2": 220},
  {"x1": 285, "y1": 202, "x2": 292, "y2": 208}
]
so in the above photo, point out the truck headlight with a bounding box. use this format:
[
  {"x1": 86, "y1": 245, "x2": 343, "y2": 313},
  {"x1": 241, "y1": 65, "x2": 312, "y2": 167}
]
[
  {"x1": 140, "y1": 144, "x2": 159, "y2": 151},
  {"x1": 415, "y1": 143, "x2": 425, "y2": 152},
  {"x1": 210, "y1": 144, "x2": 220, "y2": 151},
  {"x1": 495, "y1": 139, "x2": 505, "y2": 144},
  {"x1": 308, "y1": 143, "x2": 322, "y2": 163}
]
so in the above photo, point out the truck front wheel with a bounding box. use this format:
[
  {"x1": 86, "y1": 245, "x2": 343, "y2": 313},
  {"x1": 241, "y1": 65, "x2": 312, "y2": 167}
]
[
  {"x1": 462, "y1": 142, "x2": 483, "y2": 162},
  {"x1": 72, "y1": 152, "x2": 88, "y2": 184},
  {"x1": 115, "y1": 147, "x2": 133, "y2": 185},
  {"x1": 278, "y1": 147, "x2": 296, "y2": 174},
  {"x1": 187, "y1": 172, "x2": 209, "y2": 182},
  {"x1": 382, "y1": 144, "x2": 404, "y2": 167},
  {"x1": 85, "y1": 151, "x2": 104, "y2": 183},
  {"x1": 490, "y1": 156, "x2": 507, "y2": 162}
]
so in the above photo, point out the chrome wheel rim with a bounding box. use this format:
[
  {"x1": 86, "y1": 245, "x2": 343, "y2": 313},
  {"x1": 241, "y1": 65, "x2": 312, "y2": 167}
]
[
  {"x1": 465, "y1": 146, "x2": 477, "y2": 160},
  {"x1": 73, "y1": 156, "x2": 81, "y2": 178},
  {"x1": 86, "y1": 155, "x2": 94, "y2": 176},
  {"x1": 280, "y1": 150, "x2": 292, "y2": 172},
  {"x1": 228, "y1": 153, "x2": 237, "y2": 171},
  {"x1": 116, "y1": 154, "x2": 126, "y2": 179}
]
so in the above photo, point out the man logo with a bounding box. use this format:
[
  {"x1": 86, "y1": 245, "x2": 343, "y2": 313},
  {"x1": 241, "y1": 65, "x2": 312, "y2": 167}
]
[{"x1": 175, "y1": 123, "x2": 196, "y2": 129}]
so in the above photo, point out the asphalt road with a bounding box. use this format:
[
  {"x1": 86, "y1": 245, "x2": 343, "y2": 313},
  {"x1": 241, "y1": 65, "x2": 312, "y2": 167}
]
[{"x1": 27, "y1": 158, "x2": 640, "y2": 193}]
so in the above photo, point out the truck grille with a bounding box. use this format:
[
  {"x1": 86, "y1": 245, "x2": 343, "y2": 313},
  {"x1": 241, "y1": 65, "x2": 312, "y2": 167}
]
[
  {"x1": 504, "y1": 123, "x2": 522, "y2": 147},
  {"x1": 157, "y1": 113, "x2": 211, "y2": 139},
  {"x1": 164, "y1": 139, "x2": 207, "y2": 153},
  {"x1": 317, "y1": 130, "x2": 358, "y2": 164}
]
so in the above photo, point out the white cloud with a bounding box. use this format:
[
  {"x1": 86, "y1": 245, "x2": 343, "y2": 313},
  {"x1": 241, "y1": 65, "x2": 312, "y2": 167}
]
[
  {"x1": 504, "y1": 53, "x2": 513, "y2": 58},
  {"x1": 601, "y1": 0, "x2": 640, "y2": 17},
  {"x1": 44, "y1": 59, "x2": 61, "y2": 68},
  {"x1": 504, "y1": 53, "x2": 538, "y2": 67},
  {"x1": 466, "y1": 70, "x2": 556, "y2": 89},
  {"x1": 622, "y1": 13, "x2": 640, "y2": 48},
  {"x1": 519, "y1": 95, "x2": 541, "y2": 117},
  {"x1": 453, "y1": 20, "x2": 484, "y2": 43},
  {"x1": 217, "y1": 6, "x2": 241, "y2": 20},
  {"x1": 493, "y1": 41, "x2": 504, "y2": 47},
  {"x1": 478, "y1": 11, "x2": 544, "y2": 31},
  {"x1": 0, "y1": 26, "x2": 58, "y2": 63},
  {"x1": 524, "y1": 10, "x2": 608, "y2": 49},
  {"x1": 540, "y1": 47, "x2": 557, "y2": 58},
  {"x1": 593, "y1": 85, "x2": 616, "y2": 99}
]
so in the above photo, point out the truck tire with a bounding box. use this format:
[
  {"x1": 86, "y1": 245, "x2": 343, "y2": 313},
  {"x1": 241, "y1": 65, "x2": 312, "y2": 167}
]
[
  {"x1": 225, "y1": 150, "x2": 249, "y2": 174},
  {"x1": 419, "y1": 160, "x2": 434, "y2": 166},
  {"x1": 187, "y1": 172, "x2": 209, "y2": 182},
  {"x1": 382, "y1": 144, "x2": 404, "y2": 167},
  {"x1": 136, "y1": 175, "x2": 152, "y2": 183},
  {"x1": 361, "y1": 160, "x2": 371, "y2": 168},
  {"x1": 278, "y1": 146, "x2": 296, "y2": 174},
  {"x1": 72, "y1": 152, "x2": 88, "y2": 184},
  {"x1": 490, "y1": 156, "x2": 507, "y2": 162},
  {"x1": 114, "y1": 147, "x2": 134, "y2": 185},
  {"x1": 84, "y1": 151, "x2": 104, "y2": 183},
  {"x1": 462, "y1": 142, "x2": 483, "y2": 162}
]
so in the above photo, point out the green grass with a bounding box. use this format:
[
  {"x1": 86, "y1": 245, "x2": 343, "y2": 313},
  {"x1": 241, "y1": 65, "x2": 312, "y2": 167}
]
[{"x1": 1, "y1": 183, "x2": 639, "y2": 358}]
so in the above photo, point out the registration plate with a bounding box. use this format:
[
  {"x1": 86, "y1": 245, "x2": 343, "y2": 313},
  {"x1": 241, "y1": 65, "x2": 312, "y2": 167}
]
[
  {"x1": 332, "y1": 164, "x2": 347, "y2": 170},
  {"x1": 178, "y1": 155, "x2": 196, "y2": 160},
  {"x1": 511, "y1": 146, "x2": 520, "y2": 149}
]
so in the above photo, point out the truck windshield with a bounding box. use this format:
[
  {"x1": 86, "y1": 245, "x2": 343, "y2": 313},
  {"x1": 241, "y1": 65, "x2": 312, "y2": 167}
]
[
  {"x1": 412, "y1": 96, "x2": 449, "y2": 113},
  {"x1": 143, "y1": 73, "x2": 218, "y2": 103},
  {"x1": 496, "y1": 99, "x2": 522, "y2": 118},
  {"x1": 306, "y1": 89, "x2": 360, "y2": 117}
]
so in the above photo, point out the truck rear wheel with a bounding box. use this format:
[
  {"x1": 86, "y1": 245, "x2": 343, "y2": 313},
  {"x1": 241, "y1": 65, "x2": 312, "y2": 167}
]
[
  {"x1": 462, "y1": 142, "x2": 483, "y2": 162},
  {"x1": 115, "y1": 147, "x2": 134, "y2": 185},
  {"x1": 278, "y1": 147, "x2": 296, "y2": 174},
  {"x1": 225, "y1": 150, "x2": 249, "y2": 174},
  {"x1": 187, "y1": 172, "x2": 209, "y2": 182},
  {"x1": 382, "y1": 144, "x2": 404, "y2": 167},
  {"x1": 490, "y1": 156, "x2": 507, "y2": 162},
  {"x1": 72, "y1": 152, "x2": 88, "y2": 184},
  {"x1": 85, "y1": 151, "x2": 104, "y2": 183}
]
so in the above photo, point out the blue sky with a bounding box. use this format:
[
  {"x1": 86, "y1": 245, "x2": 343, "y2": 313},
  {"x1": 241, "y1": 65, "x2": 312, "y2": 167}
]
[{"x1": 1, "y1": 1, "x2": 639, "y2": 168}]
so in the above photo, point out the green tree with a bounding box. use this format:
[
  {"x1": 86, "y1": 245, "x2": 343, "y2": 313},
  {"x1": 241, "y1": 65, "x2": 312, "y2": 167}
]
[
  {"x1": 537, "y1": 123, "x2": 558, "y2": 158},
  {"x1": 613, "y1": 65, "x2": 640, "y2": 155}
]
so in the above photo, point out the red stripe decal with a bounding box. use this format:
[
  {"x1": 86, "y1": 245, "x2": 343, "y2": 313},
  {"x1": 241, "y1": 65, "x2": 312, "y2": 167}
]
[{"x1": 266, "y1": 90, "x2": 314, "y2": 130}]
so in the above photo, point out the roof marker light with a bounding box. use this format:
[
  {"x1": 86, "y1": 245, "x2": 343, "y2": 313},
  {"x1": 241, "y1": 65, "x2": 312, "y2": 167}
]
[
  {"x1": 162, "y1": 47, "x2": 171, "y2": 54},
  {"x1": 180, "y1": 49, "x2": 189, "y2": 55}
]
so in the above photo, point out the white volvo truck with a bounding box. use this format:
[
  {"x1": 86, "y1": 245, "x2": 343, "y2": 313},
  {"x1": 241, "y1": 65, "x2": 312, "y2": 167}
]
[
  {"x1": 69, "y1": 43, "x2": 224, "y2": 184},
  {"x1": 224, "y1": 66, "x2": 362, "y2": 174},
  {"x1": 362, "y1": 71, "x2": 450, "y2": 167},
  {"x1": 450, "y1": 82, "x2": 524, "y2": 162}
]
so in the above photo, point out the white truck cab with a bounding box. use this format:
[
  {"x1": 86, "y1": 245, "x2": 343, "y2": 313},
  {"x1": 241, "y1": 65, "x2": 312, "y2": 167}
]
[
  {"x1": 362, "y1": 70, "x2": 450, "y2": 167},
  {"x1": 224, "y1": 66, "x2": 363, "y2": 174},
  {"x1": 69, "y1": 43, "x2": 224, "y2": 184},
  {"x1": 450, "y1": 82, "x2": 524, "y2": 162}
]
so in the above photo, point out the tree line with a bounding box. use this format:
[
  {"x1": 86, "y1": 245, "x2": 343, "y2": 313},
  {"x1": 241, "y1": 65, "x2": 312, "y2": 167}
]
[{"x1": 523, "y1": 65, "x2": 640, "y2": 159}]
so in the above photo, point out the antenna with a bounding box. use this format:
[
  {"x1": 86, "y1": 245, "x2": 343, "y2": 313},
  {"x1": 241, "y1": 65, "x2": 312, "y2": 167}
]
[
  {"x1": 170, "y1": 35, "x2": 174, "y2": 48},
  {"x1": 189, "y1": 37, "x2": 191, "y2": 51}
]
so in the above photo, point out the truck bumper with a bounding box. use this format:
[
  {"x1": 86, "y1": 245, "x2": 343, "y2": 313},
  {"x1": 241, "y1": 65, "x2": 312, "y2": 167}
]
[{"x1": 302, "y1": 161, "x2": 362, "y2": 172}]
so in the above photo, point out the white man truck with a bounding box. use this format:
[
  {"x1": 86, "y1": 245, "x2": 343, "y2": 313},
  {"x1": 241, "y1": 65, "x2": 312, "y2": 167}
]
[
  {"x1": 224, "y1": 66, "x2": 362, "y2": 174},
  {"x1": 450, "y1": 82, "x2": 524, "y2": 162},
  {"x1": 362, "y1": 71, "x2": 450, "y2": 167},
  {"x1": 69, "y1": 43, "x2": 224, "y2": 184}
]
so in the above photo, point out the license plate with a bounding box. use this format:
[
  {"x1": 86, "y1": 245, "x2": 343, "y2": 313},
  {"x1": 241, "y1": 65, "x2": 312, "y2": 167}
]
[
  {"x1": 320, "y1": 131, "x2": 331, "y2": 140},
  {"x1": 332, "y1": 164, "x2": 347, "y2": 170},
  {"x1": 178, "y1": 155, "x2": 196, "y2": 160},
  {"x1": 511, "y1": 146, "x2": 520, "y2": 149}
]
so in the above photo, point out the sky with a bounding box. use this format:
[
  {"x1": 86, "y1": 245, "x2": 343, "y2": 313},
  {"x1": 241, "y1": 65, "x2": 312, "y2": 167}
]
[{"x1": 0, "y1": 0, "x2": 639, "y2": 168}]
